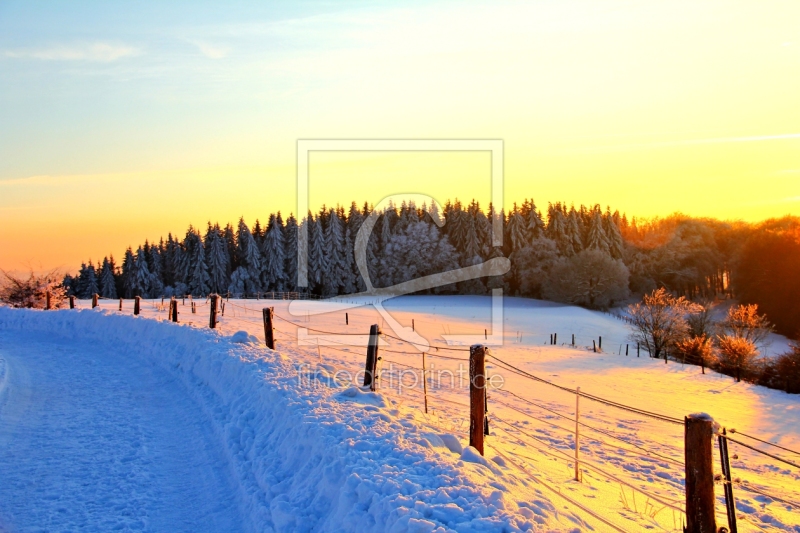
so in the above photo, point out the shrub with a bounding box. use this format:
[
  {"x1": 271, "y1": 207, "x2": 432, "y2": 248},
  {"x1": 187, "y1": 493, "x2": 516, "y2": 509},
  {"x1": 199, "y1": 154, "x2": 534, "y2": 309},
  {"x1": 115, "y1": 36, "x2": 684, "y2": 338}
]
[
  {"x1": 718, "y1": 304, "x2": 773, "y2": 346},
  {"x1": 0, "y1": 270, "x2": 66, "y2": 309},
  {"x1": 674, "y1": 335, "x2": 714, "y2": 373},
  {"x1": 716, "y1": 335, "x2": 759, "y2": 382},
  {"x1": 773, "y1": 344, "x2": 800, "y2": 394}
]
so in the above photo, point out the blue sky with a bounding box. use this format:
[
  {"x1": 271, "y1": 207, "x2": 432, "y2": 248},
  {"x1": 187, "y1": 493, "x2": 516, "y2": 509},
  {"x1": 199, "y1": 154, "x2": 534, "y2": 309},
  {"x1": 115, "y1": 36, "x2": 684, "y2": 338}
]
[{"x1": 1, "y1": 0, "x2": 799, "y2": 270}]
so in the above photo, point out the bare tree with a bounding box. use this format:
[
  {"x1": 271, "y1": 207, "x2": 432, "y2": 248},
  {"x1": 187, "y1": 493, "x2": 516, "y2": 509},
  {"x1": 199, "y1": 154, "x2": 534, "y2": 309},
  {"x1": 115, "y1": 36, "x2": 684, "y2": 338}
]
[
  {"x1": 627, "y1": 288, "x2": 701, "y2": 360},
  {"x1": 0, "y1": 270, "x2": 66, "y2": 309},
  {"x1": 687, "y1": 299, "x2": 714, "y2": 338},
  {"x1": 718, "y1": 304, "x2": 773, "y2": 346}
]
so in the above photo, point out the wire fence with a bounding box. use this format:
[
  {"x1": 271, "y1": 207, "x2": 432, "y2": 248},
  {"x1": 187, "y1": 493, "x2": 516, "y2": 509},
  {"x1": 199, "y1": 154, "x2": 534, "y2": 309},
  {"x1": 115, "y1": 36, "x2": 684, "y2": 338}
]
[{"x1": 73, "y1": 295, "x2": 800, "y2": 532}]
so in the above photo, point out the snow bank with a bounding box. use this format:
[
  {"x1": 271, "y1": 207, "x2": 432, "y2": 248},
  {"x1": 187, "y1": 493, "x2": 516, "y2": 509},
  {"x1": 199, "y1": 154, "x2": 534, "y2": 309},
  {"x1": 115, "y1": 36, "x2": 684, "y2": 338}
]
[{"x1": 0, "y1": 307, "x2": 537, "y2": 533}]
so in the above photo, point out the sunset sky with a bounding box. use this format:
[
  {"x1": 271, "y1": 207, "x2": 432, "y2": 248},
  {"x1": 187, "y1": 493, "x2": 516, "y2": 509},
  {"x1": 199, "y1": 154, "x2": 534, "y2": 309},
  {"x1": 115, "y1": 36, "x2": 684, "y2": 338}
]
[{"x1": 1, "y1": 0, "x2": 799, "y2": 272}]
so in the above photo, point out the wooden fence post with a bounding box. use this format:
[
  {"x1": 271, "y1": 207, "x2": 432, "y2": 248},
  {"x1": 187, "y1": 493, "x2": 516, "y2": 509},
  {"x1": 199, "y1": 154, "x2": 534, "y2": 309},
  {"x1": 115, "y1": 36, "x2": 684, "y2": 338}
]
[
  {"x1": 118, "y1": 298, "x2": 123, "y2": 311},
  {"x1": 69, "y1": 295, "x2": 75, "y2": 309},
  {"x1": 92, "y1": 293, "x2": 98, "y2": 308},
  {"x1": 412, "y1": 319, "x2": 415, "y2": 332},
  {"x1": 134, "y1": 296, "x2": 140, "y2": 315},
  {"x1": 550, "y1": 334, "x2": 553, "y2": 345},
  {"x1": 469, "y1": 344, "x2": 487, "y2": 456},
  {"x1": 45, "y1": 290, "x2": 52, "y2": 310},
  {"x1": 554, "y1": 333, "x2": 557, "y2": 345},
  {"x1": 209, "y1": 294, "x2": 218, "y2": 328},
  {"x1": 599, "y1": 336, "x2": 602, "y2": 350},
  {"x1": 221, "y1": 302, "x2": 225, "y2": 316},
  {"x1": 363, "y1": 324, "x2": 381, "y2": 391},
  {"x1": 422, "y1": 352, "x2": 429, "y2": 414},
  {"x1": 637, "y1": 342, "x2": 640, "y2": 357},
  {"x1": 345, "y1": 312, "x2": 349, "y2": 325},
  {"x1": 191, "y1": 301, "x2": 196, "y2": 314},
  {"x1": 572, "y1": 333, "x2": 575, "y2": 346},
  {"x1": 719, "y1": 428, "x2": 738, "y2": 533},
  {"x1": 626, "y1": 344, "x2": 629, "y2": 356},
  {"x1": 262, "y1": 307, "x2": 275, "y2": 350},
  {"x1": 592, "y1": 340, "x2": 597, "y2": 353},
  {"x1": 170, "y1": 298, "x2": 178, "y2": 323},
  {"x1": 575, "y1": 386, "x2": 581, "y2": 481},
  {"x1": 485, "y1": 328, "x2": 487, "y2": 340},
  {"x1": 685, "y1": 414, "x2": 718, "y2": 533}
]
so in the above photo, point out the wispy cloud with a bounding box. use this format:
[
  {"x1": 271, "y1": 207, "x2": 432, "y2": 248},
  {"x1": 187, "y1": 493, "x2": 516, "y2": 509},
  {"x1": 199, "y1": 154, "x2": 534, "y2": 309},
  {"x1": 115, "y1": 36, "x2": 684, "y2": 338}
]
[
  {"x1": 3, "y1": 42, "x2": 140, "y2": 62},
  {"x1": 187, "y1": 40, "x2": 230, "y2": 59}
]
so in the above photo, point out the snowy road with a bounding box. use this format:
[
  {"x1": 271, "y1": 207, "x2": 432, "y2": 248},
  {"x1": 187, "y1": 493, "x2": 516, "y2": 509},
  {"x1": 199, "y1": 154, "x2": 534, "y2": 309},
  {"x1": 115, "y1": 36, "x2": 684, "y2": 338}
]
[
  {"x1": 0, "y1": 330, "x2": 244, "y2": 532},
  {"x1": 2, "y1": 303, "x2": 797, "y2": 532}
]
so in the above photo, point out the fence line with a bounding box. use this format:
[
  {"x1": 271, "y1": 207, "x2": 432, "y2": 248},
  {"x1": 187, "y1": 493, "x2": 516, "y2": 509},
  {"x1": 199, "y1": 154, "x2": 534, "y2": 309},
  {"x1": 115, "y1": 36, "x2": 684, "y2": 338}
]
[{"x1": 73, "y1": 295, "x2": 799, "y2": 530}]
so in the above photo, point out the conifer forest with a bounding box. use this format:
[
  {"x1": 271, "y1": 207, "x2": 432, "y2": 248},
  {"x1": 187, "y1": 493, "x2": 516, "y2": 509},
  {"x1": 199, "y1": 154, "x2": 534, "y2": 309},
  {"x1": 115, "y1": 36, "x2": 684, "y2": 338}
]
[{"x1": 65, "y1": 199, "x2": 800, "y2": 339}]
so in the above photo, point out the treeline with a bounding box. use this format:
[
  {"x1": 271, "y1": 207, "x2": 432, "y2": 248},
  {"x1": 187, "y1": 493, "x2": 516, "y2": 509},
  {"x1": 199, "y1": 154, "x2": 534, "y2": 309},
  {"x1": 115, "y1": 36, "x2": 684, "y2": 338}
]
[{"x1": 64, "y1": 199, "x2": 800, "y2": 339}]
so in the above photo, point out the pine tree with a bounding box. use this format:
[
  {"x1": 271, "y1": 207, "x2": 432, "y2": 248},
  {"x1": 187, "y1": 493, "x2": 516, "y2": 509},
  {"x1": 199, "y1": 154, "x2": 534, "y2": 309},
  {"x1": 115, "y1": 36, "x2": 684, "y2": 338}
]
[
  {"x1": 547, "y1": 203, "x2": 574, "y2": 256},
  {"x1": 171, "y1": 237, "x2": 187, "y2": 288},
  {"x1": 99, "y1": 257, "x2": 118, "y2": 299},
  {"x1": 347, "y1": 202, "x2": 366, "y2": 291},
  {"x1": 323, "y1": 207, "x2": 348, "y2": 296},
  {"x1": 308, "y1": 213, "x2": 327, "y2": 293},
  {"x1": 186, "y1": 230, "x2": 211, "y2": 296},
  {"x1": 585, "y1": 208, "x2": 611, "y2": 254},
  {"x1": 205, "y1": 223, "x2": 230, "y2": 294},
  {"x1": 121, "y1": 248, "x2": 137, "y2": 298},
  {"x1": 566, "y1": 208, "x2": 584, "y2": 254},
  {"x1": 522, "y1": 199, "x2": 546, "y2": 241},
  {"x1": 78, "y1": 262, "x2": 99, "y2": 299},
  {"x1": 235, "y1": 217, "x2": 262, "y2": 293},
  {"x1": 161, "y1": 235, "x2": 176, "y2": 288},
  {"x1": 284, "y1": 214, "x2": 299, "y2": 291},
  {"x1": 445, "y1": 201, "x2": 467, "y2": 253},
  {"x1": 262, "y1": 212, "x2": 286, "y2": 291},
  {"x1": 223, "y1": 223, "x2": 237, "y2": 274},
  {"x1": 463, "y1": 210, "x2": 480, "y2": 260},
  {"x1": 147, "y1": 242, "x2": 164, "y2": 296},
  {"x1": 506, "y1": 205, "x2": 527, "y2": 253},
  {"x1": 342, "y1": 225, "x2": 357, "y2": 294},
  {"x1": 604, "y1": 209, "x2": 625, "y2": 259},
  {"x1": 135, "y1": 246, "x2": 152, "y2": 297}
]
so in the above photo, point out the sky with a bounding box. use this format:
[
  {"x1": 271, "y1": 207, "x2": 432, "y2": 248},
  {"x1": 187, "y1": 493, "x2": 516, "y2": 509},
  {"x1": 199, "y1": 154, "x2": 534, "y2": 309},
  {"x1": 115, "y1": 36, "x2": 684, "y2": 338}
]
[{"x1": 1, "y1": 0, "x2": 799, "y2": 273}]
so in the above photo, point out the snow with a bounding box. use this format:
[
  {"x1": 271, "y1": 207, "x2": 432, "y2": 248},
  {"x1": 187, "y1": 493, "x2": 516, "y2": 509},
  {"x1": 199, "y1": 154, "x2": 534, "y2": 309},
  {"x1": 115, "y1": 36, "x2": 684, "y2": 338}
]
[{"x1": 2, "y1": 295, "x2": 799, "y2": 532}]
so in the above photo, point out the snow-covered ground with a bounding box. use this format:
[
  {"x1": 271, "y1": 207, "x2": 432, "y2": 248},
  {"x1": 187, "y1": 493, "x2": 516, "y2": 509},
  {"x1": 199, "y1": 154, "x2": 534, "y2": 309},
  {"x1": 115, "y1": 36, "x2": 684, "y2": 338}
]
[{"x1": 1, "y1": 296, "x2": 798, "y2": 532}]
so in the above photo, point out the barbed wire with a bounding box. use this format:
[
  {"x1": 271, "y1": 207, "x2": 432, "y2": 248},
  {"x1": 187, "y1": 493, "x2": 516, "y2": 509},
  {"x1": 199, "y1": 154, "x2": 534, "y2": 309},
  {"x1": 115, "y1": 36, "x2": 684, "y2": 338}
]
[
  {"x1": 486, "y1": 353, "x2": 683, "y2": 426},
  {"x1": 724, "y1": 436, "x2": 800, "y2": 470},
  {"x1": 731, "y1": 430, "x2": 800, "y2": 457}
]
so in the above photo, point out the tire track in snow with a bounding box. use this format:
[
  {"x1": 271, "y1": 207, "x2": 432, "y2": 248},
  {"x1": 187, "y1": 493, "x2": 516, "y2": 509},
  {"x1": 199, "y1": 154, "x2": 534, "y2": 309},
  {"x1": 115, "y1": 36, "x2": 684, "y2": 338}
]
[{"x1": 0, "y1": 331, "x2": 245, "y2": 533}]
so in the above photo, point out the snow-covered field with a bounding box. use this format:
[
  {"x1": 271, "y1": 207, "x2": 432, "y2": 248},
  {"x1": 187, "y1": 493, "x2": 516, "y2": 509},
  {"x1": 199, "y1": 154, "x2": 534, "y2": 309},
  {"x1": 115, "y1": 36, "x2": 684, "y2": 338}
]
[{"x1": 1, "y1": 296, "x2": 798, "y2": 532}]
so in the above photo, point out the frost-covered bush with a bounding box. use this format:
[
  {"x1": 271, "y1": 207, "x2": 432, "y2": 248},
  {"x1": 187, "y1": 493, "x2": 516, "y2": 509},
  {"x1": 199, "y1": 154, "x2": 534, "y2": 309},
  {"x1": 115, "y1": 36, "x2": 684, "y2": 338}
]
[
  {"x1": 674, "y1": 335, "x2": 715, "y2": 373},
  {"x1": 718, "y1": 304, "x2": 773, "y2": 346},
  {"x1": 543, "y1": 249, "x2": 630, "y2": 310},
  {"x1": 716, "y1": 335, "x2": 759, "y2": 382},
  {"x1": 760, "y1": 343, "x2": 800, "y2": 394},
  {"x1": 627, "y1": 288, "x2": 701, "y2": 360},
  {"x1": 0, "y1": 270, "x2": 66, "y2": 309}
]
